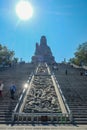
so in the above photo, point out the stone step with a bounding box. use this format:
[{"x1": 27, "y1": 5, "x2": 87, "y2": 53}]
[
  {"x1": 0, "y1": 117, "x2": 12, "y2": 121},
  {"x1": 0, "y1": 105, "x2": 15, "y2": 108},
  {"x1": 74, "y1": 120, "x2": 87, "y2": 124},
  {"x1": 69, "y1": 105, "x2": 87, "y2": 107},
  {"x1": 71, "y1": 108, "x2": 87, "y2": 110},
  {"x1": 73, "y1": 115, "x2": 87, "y2": 118},
  {"x1": 74, "y1": 117, "x2": 87, "y2": 121},
  {"x1": 71, "y1": 110, "x2": 87, "y2": 113},
  {"x1": 0, "y1": 115, "x2": 12, "y2": 119},
  {"x1": 0, "y1": 114, "x2": 12, "y2": 117},
  {"x1": 0, "y1": 110, "x2": 13, "y2": 112}
]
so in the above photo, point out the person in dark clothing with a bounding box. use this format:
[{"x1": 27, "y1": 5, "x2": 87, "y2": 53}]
[
  {"x1": 10, "y1": 82, "x2": 16, "y2": 99},
  {"x1": 65, "y1": 69, "x2": 67, "y2": 75}
]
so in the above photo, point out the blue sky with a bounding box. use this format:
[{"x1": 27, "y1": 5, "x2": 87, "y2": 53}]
[{"x1": 0, "y1": 0, "x2": 87, "y2": 62}]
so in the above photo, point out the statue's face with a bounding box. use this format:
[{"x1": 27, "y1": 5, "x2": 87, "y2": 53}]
[{"x1": 41, "y1": 36, "x2": 47, "y2": 44}]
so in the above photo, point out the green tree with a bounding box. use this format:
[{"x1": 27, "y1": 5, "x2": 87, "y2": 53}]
[
  {"x1": 69, "y1": 42, "x2": 87, "y2": 66},
  {"x1": 0, "y1": 44, "x2": 15, "y2": 65},
  {"x1": 13, "y1": 57, "x2": 19, "y2": 63}
]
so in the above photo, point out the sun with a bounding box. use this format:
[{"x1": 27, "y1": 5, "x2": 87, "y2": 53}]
[{"x1": 16, "y1": 1, "x2": 33, "y2": 20}]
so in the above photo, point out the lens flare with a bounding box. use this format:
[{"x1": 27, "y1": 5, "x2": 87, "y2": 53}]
[{"x1": 16, "y1": 1, "x2": 33, "y2": 20}]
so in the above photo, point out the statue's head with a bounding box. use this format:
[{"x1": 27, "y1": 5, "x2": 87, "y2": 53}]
[{"x1": 40, "y1": 36, "x2": 47, "y2": 45}]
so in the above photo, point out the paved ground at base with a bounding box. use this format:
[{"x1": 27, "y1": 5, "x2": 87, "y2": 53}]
[{"x1": 0, "y1": 125, "x2": 87, "y2": 130}]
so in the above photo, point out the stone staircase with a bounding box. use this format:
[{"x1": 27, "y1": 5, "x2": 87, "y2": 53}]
[
  {"x1": 0, "y1": 98, "x2": 17, "y2": 123},
  {"x1": 13, "y1": 63, "x2": 71, "y2": 124},
  {"x1": 51, "y1": 63, "x2": 87, "y2": 124},
  {"x1": 0, "y1": 63, "x2": 35, "y2": 124},
  {"x1": 0, "y1": 62, "x2": 87, "y2": 125}
]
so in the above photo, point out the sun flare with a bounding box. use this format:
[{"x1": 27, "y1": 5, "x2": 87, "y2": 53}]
[{"x1": 16, "y1": 1, "x2": 33, "y2": 20}]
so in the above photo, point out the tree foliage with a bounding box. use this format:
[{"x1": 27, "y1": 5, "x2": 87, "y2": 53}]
[
  {"x1": 0, "y1": 44, "x2": 17, "y2": 65},
  {"x1": 69, "y1": 42, "x2": 87, "y2": 66}
]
